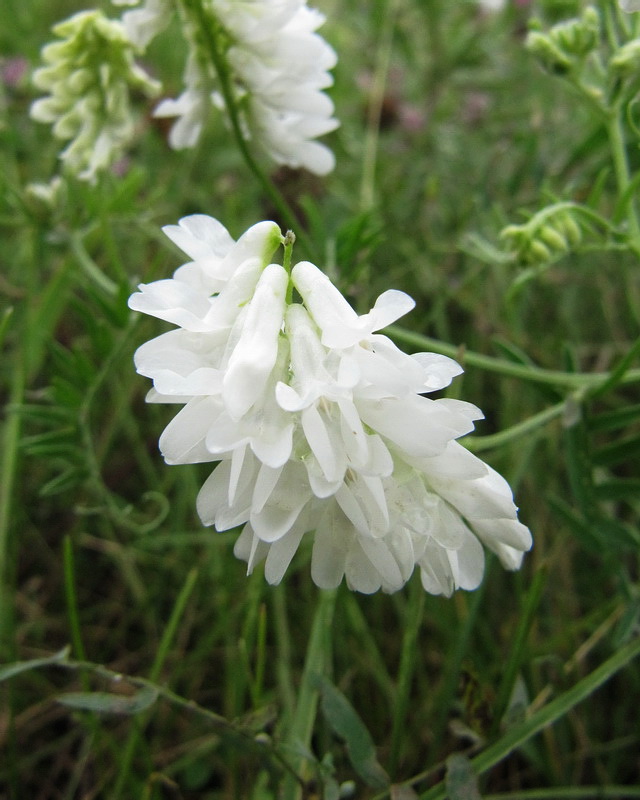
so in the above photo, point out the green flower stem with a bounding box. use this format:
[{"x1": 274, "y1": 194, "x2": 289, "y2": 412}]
[
  {"x1": 62, "y1": 536, "x2": 88, "y2": 666},
  {"x1": 359, "y1": 0, "x2": 401, "y2": 212},
  {"x1": 489, "y1": 565, "x2": 547, "y2": 739},
  {"x1": 465, "y1": 402, "x2": 566, "y2": 453},
  {"x1": 386, "y1": 325, "x2": 640, "y2": 389},
  {"x1": 606, "y1": 110, "x2": 640, "y2": 250},
  {"x1": 388, "y1": 576, "x2": 425, "y2": 778},
  {"x1": 428, "y1": 570, "x2": 489, "y2": 757},
  {"x1": 282, "y1": 588, "x2": 338, "y2": 800},
  {"x1": 183, "y1": 0, "x2": 316, "y2": 259},
  {"x1": 0, "y1": 351, "x2": 24, "y2": 660},
  {"x1": 418, "y1": 634, "x2": 640, "y2": 800},
  {"x1": 111, "y1": 568, "x2": 199, "y2": 800},
  {"x1": 273, "y1": 583, "x2": 297, "y2": 724}
]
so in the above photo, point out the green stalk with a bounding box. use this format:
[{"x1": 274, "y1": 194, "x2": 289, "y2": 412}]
[
  {"x1": 183, "y1": 0, "x2": 316, "y2": 259},
  {"x1": 428, "y1": 573, "x2": 489, "y2": 754},
  {"x1": 388, "y1": 576, "x2": 425, "y2": 778},
  {"x1": 282, "y1": 588, "x2": 338, "y2": 800},
  {"x1": 111, "y1": 568, "x2": 199, "y2": 799},
  {"x1": 62, "y1": 536, "x2": 88, "y2": 666},
  {"x1": 273, "y1": 583, "x2": 296, "y2": 724},
  {"x1": 386, "y1": 325, "x2": 640, "y2": 389},
  {"x1": 0, "y1": 352, "x2": 24, "y2": 660},
  {"x1": 359, "y1": 0, "x2": 401, "y2": 212},
  {"x1": 606, "y1": 111, "x2": 640, "y2": 248},
  {"x1": 489, "y1": 566, "x2": 547, "y2": 738},
  {"x1": 465, "y1": 402, "x2": 566, "y2": 453}
]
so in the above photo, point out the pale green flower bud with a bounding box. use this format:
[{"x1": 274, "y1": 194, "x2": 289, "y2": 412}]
[
  {"x1": 554, "y1": 7, "x2": 600, "y2": 58},
  {"x1": 30, "y1": 10, "x2": 160, "y2": 182},
  {"x1": 556, "y1": 213, "x2": 583, "y2": 246},
  {"x1": 24, "y1": 176, "x2": 67, "y2": 218},
  {"x1": 610, "y1": 38, "x2": 640, "y2": 75},
  {"x1": 526, "y1": 7, "x2": 600, "y2": 74},
  {"x1": 539, "y1": 225, "x2": 569, "y2": 252},
  {"x1": 526, "y1": 30, "x2": 573, "y2": 74},
  {"x1": 527, "y1": 240, "x2": 554, "y2": 263}
]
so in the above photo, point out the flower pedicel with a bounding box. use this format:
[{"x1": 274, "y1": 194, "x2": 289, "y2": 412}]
[{"x1": 129, "y1": 215, "x2": 532, "y2": 595}]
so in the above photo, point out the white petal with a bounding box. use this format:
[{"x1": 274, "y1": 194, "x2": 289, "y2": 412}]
[
  {"x1": 162, "y1": 214, "x2": 235, "y2": 262},
  {"x1": 310, "y1": 504, "x2": 350, "y2": 588},
  {"x1": 250, "y1": 462, "x2": 312, "y2": 542},
  {"x1": 264, "y1": 522, "x2": 307, "y2": 584},
  {"x1": 223, "y1": 264, "x2": 287, "y2": 419},
  {"x1": 159, "y1": 396, "x2": 220, "y2": 464}
]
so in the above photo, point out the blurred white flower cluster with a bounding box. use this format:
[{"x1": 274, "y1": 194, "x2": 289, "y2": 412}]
[
  {"x1": 31, "y1": 0, "x2": 338, "y2": 179},
  {"x1": 129, "y1": 215, "x2": 532, "y2": 595},
  {"x1": 30, "y1": 10, "x2": 159, "y2": 182},
  {"x1": 148, "y1": 0, "x2": 340, "y2": 175}
]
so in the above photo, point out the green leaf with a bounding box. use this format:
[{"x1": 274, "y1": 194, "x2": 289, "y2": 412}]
[
  {"x1": 0, "y1": 646, "x2": 70, "y2": 682},
  {"x1": 445, "y1": 754, "x2": 482, "y2": 800},
  {"x1": 589, "y1": 404, "x2": 640, "y2": 432},
  {"x1": 57, "y1": 685, "x2": 158, "y2": 715},
  {"x1": 40, "y1": 465, "x2": 85, "y2": 497},
  {"x1": 593, "y1": 435, "x2": 640, "y2": 468},
  {"x1": 595, "y1": 479, "x2": 640, "y2": 502},
  {"x1": 318, "y1": 676, "x2": 389, "y2": 790}
]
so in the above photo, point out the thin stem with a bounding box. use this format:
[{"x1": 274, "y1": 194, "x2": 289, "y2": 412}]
[
  {"x1": 388, "y1": 576, "x2": 425, "y2": 778},
  {"x1": 273, "y1": 583, "x2": 296, "y2": 724},
  {"x1": 282, "y1": 588, "x2": 338, "y2": 800},
  {"x1": 183, "y1": 0, "x2": 316, "y2": 258},
  {"x1": 386, "y1": 325, "x2": 640, "y2": 389},
  {"x1": 606, "y1": 111, "x2": 640, "y2": 248},
  {"x1": 465, "y1": 402, "x2": 566, "y2": 453},
  {"x1": 489, "y1": 565, "x2": 547, "y2": 738},
  {"x1": 111, "y1": 568, "x2": 199, "y2": 799},
  {"x1": 62, "y1": 537, "x2": 88, "y2": 666},
  {"x1": 359, "y1": 0, "x2": 401, "y2": 212}
]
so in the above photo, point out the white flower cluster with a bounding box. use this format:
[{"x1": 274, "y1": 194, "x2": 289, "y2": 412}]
[
  {"x1": 129, "y1": 215, "x2": 532, "y2": 595},
  {"x1": 30, "y1": 10, "x2": 159, "y2": 182},
  {"x1": 115, "y1": 0, "x2": 339, "y2": 175}
]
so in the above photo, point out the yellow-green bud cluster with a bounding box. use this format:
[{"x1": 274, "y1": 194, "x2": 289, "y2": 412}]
[
  {"x1": 526, "y1": 7, "x2": 600, "y2": 75},
  {"x1": 31, "y1": 10, "x2": 159, "y2": 181},
  {"x1": 500, "y1": 206, "x2": 585, "y2": 265}
]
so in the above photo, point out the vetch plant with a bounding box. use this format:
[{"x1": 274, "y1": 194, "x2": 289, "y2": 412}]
[
  {"x1": 30, "y1": 10, "x2": 160, "y2": 182},
  {"x1": 128, "y1": 215, "x2": 532, "y2": 595},
  {"x1": 10, "y1": 1, "x2": 640, "y2": 798}
]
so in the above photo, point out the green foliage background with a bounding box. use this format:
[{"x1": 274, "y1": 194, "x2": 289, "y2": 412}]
[{"x1": 1, "y1": 0, "x2": 639, "y2": 797}]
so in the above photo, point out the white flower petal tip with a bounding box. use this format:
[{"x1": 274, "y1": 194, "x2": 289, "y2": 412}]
[{"x1": 130, "y1": 214, "x2": 532, "y2": 596}]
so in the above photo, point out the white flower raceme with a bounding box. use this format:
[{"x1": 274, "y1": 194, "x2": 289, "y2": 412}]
[
  {"x1": 477, "y1": 0, "x2": 507, "y2": 12},
  {"x1": 129, "y1": 215, "x2": 532, "y2": 595},
  {"x1": 116, "y1": 0, "x2": 339, "y2": 174},
  {"x1": 619, "y1": 1, "x2": 640, "y2": 12},
  {"x1": 31, "y1": 10, "x2": 159, "y2": 181}
]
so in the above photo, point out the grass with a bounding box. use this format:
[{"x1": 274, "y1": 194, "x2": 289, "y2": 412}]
[{"x1": 1, "y1": 0, "x2": 640, "y2": 798}]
